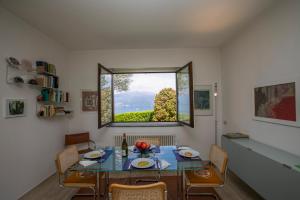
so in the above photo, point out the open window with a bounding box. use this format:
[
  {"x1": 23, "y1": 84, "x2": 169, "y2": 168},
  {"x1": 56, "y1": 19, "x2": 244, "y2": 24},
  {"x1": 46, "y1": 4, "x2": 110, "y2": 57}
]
[
  {"x1": 98, "y1": 64, "x2": 113, "y2": 128},
  {"x1": 176, "y1": 62, "x2": 194, "y2": 128},
  {"x1": 98, "y1": 62, "x2": 194, "y2": 128}
]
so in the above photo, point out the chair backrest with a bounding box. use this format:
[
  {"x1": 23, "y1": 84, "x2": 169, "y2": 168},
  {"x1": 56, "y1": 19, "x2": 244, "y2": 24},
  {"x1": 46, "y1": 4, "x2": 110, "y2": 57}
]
[
  {"x1": 65, "y1": 132, "x2": 90, "y2": 145},
  {"x1": 109, "y1": 182, "x2": 167, "y2": 200},
  {"x1": 136, "y1": 137, "x2": 161, "y2": 146},
  {"x1": 209, "y1": 144, "x2": 228, "y2": 175},
  {"x1": 56, "y1": 145, "x2": 79, "y2": 174}
]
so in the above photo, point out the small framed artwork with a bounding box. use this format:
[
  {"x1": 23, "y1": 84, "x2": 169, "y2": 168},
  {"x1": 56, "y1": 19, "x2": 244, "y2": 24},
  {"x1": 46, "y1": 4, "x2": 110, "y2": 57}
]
[
  {"x1": 253, "y1": 78, "x2": 300, "y2": 127},
  {"x1": 82, "y1": 90, "x2": 98, "y2": 112},
  {"x1": 4, "y1": 98, "x2": 26, "y2": 118},
  {"x1": 194, "y1": 85, "x2": 213, "y2": 116}
]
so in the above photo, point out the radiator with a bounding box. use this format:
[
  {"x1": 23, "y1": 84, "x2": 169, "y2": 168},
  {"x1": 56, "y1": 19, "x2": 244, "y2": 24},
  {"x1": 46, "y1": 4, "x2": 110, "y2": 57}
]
[{"x1": 114, "y1": 135, "x2": 176, "y2": 146}]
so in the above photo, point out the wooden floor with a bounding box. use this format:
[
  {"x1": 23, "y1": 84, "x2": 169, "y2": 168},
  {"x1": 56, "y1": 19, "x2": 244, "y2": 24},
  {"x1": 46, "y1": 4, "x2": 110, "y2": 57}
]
[{"x1": 20, "y1": 171, "x2": 263, "y2": 200}]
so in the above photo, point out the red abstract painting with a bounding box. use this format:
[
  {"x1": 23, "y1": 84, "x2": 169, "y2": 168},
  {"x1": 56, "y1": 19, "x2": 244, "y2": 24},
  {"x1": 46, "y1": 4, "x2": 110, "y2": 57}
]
[{"x1": 255, "y1": 82, "x2": 296, "y2": 121}]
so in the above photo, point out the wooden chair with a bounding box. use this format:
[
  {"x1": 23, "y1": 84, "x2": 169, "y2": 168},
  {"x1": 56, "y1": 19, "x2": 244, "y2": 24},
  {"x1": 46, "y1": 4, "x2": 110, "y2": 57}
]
[
  {"x1": 109, "y1": 182, "x2": 167, "y2": 200},
  {"x1": 55, "y1": 145, "x2": 98, "y2": 200},
  {"x1": 184, "y1": 144, "x2": 228, "y2": 200},
  {"x1": 65, "y1": 132, "x2": 96, "y2": 154}
]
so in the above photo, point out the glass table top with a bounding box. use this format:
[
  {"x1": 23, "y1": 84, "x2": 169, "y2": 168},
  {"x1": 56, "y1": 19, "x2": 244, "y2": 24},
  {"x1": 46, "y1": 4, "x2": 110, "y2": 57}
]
[{"x1": 71, "y1": 146, "x2": 204, "y2": 172}]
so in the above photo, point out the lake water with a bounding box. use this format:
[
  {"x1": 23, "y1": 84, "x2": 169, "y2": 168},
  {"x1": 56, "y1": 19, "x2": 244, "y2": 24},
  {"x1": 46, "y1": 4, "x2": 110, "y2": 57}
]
[{"x1": 114, "y1": 91, "x2": 155, "y2": 114}]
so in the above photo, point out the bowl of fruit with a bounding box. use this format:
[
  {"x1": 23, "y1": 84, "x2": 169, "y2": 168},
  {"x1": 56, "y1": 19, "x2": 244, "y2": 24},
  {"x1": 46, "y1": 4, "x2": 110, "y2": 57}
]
[{"x1": 135, "y1": 140, "x2": 151, "y2": 154}]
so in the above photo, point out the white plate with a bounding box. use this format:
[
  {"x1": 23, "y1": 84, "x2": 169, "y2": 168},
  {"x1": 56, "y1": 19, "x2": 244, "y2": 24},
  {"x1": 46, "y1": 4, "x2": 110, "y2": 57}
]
[
  {"x1": 131, "y1": 158, "x2": 155, "y2": 169},
  {"x1": 84, "y1": 150, "x2": 105, "y2": 159},
  {"x1": 178, "y1": 149, "x2": 200, "y2": 158}
]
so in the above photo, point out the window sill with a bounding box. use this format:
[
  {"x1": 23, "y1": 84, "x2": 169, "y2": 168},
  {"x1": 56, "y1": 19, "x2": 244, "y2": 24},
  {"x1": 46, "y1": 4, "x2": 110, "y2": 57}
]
[{"x1": 109, "y1": 122, "x2": 182, "y2": 127}]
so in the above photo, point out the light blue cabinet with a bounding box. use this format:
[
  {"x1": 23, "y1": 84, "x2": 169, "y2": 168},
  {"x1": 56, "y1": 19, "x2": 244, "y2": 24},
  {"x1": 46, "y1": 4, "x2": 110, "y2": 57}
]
[{"x1": 222, "y1": 136, "x2": 300, "y2": 200}]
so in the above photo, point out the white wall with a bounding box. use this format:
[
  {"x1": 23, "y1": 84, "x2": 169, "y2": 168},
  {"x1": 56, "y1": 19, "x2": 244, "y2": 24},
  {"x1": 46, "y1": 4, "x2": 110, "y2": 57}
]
[
  {"x1": 0, "y1": 7, "x2": 68, "y2": 200},
  {"x1": 221, "y1": 0, "x2": 300, "y2": 156},
  {"x1": 67, "y1": 48, "x2": 222, "y2": 159}
]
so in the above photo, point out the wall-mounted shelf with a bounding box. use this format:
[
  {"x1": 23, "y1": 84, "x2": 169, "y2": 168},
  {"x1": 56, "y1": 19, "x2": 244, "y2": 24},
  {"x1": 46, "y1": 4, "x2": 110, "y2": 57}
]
[
  {"x1": 6, "y1": 64, "x2": 37, "y2": 85},
  {"x1": 5, "y1": 58, "x2": 72, "y2": 119},
  {"x1": 34, "y1": 63, "x2": 72, "y2": 118}
]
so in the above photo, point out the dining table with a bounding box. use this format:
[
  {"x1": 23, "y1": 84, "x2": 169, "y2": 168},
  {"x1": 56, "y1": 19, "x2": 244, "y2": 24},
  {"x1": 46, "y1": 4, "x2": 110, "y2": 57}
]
[{"x1": 70, "y1": 145, "x2": 205, "y2": 200}]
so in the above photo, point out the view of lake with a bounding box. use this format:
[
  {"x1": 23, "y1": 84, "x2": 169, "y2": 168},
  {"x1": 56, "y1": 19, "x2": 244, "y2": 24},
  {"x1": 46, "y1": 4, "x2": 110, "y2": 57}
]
[{"x1": 114, "y1": 91, "x2": 155, "y2": 114}]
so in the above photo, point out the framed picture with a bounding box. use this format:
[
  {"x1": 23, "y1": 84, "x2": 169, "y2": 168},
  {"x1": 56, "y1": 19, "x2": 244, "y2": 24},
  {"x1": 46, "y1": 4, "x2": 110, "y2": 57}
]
[
  {"x1": 4, "y1": 98, "x2": 26, "y2": 118},
  {"x1": 194, "y1": 85, "x2": 213, "y2": 116},
  {"x1": 253, "y1": 78, "x2": 300, "y2": 127},
  {"x1": 82, "y1": 90, "x2": 98, "y2": 112}
]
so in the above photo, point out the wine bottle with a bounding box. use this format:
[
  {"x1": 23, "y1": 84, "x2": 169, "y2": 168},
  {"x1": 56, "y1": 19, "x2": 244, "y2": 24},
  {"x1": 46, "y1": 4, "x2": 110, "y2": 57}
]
[{"x1": 122, "y1": 133, "x2": 128, "y2": 157}]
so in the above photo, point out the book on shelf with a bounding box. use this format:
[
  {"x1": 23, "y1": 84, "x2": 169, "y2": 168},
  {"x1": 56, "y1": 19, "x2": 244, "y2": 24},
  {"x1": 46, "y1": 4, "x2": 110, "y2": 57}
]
[
  {"x1": 36, "y1": 63, "x2": 56, "y2": 75},
  {"x1": 40, "y1": 89, "x2": 69, "y2": 103},
  {"x1": 36, "y1": 75, "x2": 59, "y2": 88},
  {"x1": 39, "y1": 105, "x2": 56, "y2": 117},
  {"x1": 38, "y1": 105, "x2": 70, "y2": 117},
  {"x1": 55, "y1": 106, "x2": 65, "y2": 114}
]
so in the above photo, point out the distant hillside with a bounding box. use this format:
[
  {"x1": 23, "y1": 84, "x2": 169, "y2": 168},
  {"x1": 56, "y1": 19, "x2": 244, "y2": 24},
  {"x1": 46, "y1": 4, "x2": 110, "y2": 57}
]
[{"x1": 114, "y1": 91, "x2": 155, "y2": 114}]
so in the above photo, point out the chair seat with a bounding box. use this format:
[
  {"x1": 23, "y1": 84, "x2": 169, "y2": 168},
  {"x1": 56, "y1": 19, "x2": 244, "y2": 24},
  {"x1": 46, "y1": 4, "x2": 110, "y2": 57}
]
[
  {"x1": 185, "y1": 166, "x2": 224, "y2": 187},
  {"x1": 64, "y1": 172, "x2": 97, "y2": 188}
]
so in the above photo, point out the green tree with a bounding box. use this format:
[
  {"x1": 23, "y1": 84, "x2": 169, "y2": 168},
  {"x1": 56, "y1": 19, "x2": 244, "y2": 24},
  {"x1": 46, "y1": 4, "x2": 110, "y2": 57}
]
[
  {"x1": 100, "y1": 88, "x2": 112, "y2": 124},
  {"x1": 100, "y1": 74, "x2": 132, "y2": 124},
  {"x1": 113, "y1": 74, "x2": 132, "y2": 92},
  {"x1": 153, "y1": 88, "x2": 177, "y2": 122}
]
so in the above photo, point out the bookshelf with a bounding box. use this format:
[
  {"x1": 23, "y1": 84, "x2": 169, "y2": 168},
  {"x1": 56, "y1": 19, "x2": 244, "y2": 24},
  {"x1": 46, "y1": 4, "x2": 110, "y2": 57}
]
[
  {"x1": 35, "y1": 62, "x2": 72, "y2": 118},
  {"x1": 5, "y1": 58, "x2": 72, "y2": 118}
]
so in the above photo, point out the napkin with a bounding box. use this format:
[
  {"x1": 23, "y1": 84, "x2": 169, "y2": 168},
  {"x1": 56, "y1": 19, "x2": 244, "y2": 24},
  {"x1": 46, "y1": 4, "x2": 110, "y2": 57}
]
[
  {"x1": 79, "y1": 160, "x2": 97, "y2": 167},
  {"x1": 128, "y1": 146, "x2": 134, "y2": 152},
  {"x1": 160, "y1": 159, "x2": 170, "y2": 169},
  {"x1": 177, "y1": 146, "x2": 191, "y2": 150}
]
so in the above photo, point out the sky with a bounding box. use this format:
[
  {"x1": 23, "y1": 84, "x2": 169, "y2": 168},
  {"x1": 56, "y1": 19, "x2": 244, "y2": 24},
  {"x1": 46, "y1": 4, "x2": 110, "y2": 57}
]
[{"x1": 124, "y1": 73, "x2": 176, "y2": 94}]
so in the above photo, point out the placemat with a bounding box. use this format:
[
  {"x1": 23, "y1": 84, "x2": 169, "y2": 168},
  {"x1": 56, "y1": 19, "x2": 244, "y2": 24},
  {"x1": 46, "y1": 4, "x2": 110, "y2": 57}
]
[
  {"x1": 133, "y1": 146, "x2": 160, "y2": 153},
  {"x1": 98, "y1": 149, "x2": 113, "y2": 163},
  {"x1": 172, "y1": 150, "x2": 202, "y2": 162},
  {"x1": 123, "y1": 158, "x2": 160, "y2": 170}
]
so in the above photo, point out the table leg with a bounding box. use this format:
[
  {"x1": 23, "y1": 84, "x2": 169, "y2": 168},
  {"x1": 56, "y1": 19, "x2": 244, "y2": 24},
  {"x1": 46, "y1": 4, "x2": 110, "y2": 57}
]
[
  {"x1": 181, "y1": 170, "x2": 184, "y2": 200},
  {"x1": 97, "y1": 172, "x2": 100, "y2": 200},
  {"x1": 106, "y1": 172, "x2": 110, "y2": 199},
  {"x1": 177, "y1": 169, "x2": 180, "y2": 200}
]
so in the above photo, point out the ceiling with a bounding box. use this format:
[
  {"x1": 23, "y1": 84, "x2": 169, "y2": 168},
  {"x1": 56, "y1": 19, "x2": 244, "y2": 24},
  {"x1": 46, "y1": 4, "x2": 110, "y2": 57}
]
[{"x1": 0, "y1": 0, "x2": 274, "y2": 50}]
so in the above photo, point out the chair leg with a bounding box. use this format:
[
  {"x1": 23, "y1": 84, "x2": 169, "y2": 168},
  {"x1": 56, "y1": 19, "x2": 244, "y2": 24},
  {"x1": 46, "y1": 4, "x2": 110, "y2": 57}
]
[
  {"x1": 72, "y1": 193, "x2": 97, "y2": 198},
  {"x1": 188, "y1": 193, "x2": 219, "y2": 200},
  {"x1": 93, "y1": 187, "x2": 96, "y2": 200},
  {"x1": 186, "y1": 186, "x2": 191, "y2": 200},
  {"x1": 135, "y1": 171, "x2": 160, "y2": 183},
  {"x1": 185, "y1": 184, "x2": 219, "y2": 200}
]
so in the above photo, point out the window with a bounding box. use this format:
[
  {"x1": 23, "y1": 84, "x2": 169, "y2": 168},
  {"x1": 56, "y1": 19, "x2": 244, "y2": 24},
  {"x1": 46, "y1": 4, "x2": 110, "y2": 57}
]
[
  {"x1": 98, "y1": 64, "x2": 113, "y2": 128},
  {"x1": 176, "y1": 63, "x2": 194, "y2": 127},
  {"x1": 114, "y1": 73, "x2": 176, "y2": 123},
  {"x1": 98, "y1": 62, "x2": 194, "y2": 128}
]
